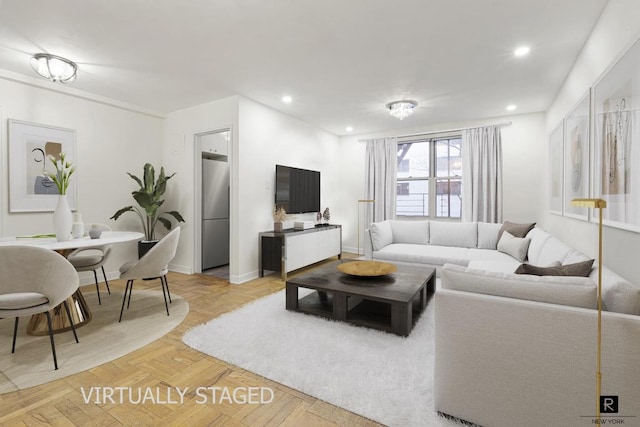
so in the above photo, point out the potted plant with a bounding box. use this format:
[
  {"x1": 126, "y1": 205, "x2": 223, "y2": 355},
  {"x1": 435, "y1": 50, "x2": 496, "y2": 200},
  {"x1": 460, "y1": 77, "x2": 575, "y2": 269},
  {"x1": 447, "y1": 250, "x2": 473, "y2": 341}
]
[
  {"x1": 273, "y1": 206, "x2": 289, "y2": 232},
  {"x1": 111, "y1": 163, "x2": 185, "y2": 257},
  {"x1": 47, "y1": 152, "x2": 76, "y2": 241}
]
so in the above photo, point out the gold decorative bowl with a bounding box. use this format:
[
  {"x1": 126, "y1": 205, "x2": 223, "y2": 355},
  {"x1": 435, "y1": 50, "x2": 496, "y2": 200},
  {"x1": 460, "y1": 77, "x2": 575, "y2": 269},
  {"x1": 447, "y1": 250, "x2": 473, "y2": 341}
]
[{"x1": 337, "y1": 261, "x2": 397, "y2": 277}]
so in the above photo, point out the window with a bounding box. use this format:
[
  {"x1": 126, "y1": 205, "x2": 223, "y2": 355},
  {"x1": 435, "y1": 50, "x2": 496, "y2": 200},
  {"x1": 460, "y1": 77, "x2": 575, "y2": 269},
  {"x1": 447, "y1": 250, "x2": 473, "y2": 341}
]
[{"x1": 396, "y1": 136, "x2": 462, "y2": 218}]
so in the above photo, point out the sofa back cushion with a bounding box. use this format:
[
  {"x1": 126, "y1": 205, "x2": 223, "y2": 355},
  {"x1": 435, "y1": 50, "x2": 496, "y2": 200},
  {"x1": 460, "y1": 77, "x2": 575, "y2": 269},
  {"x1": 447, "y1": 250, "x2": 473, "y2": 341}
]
[
  {"x1": 430, "y1": 222, "x2": 478, "y2": 248},
  {"x1": 369, "y1": 221, "x2": 393, "y2": 251},
  {"x1": 389, "y1": 220, "x2": 429, "y2": 245},
  {"x1": 477, "y1": 222, "x2": 503, "y2": 249},
  {"x1": 442, "y1": 264, "x2": 597, "y2": 309},
  {"x1": 526, "y1": 227, "x2": 551, "y2": 265},
  {"x1": 537, "y1": 236, "x2": 573, "y2": 266}
]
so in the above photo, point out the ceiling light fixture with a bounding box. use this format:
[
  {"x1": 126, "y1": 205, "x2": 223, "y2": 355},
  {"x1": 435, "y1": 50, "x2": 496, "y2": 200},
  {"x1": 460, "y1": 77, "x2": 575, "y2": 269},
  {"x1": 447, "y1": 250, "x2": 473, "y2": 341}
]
[
  {"x1": 282, "y1": 95, "x2": 292, "y2": 103},
  {"x1": 506, "y1": 104, "x2": 517, "y2": 111},
  {"x1": 386, "y1": 100, "x2": 418, "y2": 120},
  {"x1": 514, "y1": 46, "x2": 530, "y2": 57},
  {"x1": 345, "y1": 126, "x2": 353, "y2": 132},
  {"x1": 30, "y1": 53, "x2": 77, "y2": 83}
]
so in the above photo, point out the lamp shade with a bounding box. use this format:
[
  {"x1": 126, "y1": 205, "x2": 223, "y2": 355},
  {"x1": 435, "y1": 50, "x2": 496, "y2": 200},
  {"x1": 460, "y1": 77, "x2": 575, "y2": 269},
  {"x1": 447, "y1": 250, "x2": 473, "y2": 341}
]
[
  {"x1": 30, "y1": 54, "x2": 77, "y2": 83},
  {"x1": 570, "y1": 198, "x2": 606, "y2": 208}
]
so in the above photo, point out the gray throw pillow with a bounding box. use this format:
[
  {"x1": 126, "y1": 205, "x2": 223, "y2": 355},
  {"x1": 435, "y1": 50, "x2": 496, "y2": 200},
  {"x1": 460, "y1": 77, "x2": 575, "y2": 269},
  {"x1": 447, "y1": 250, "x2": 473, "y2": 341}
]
[
  {"x1": 514, "y1": 259, "x2": 595, "y2": 277},
  {"x1": 497, "y1": 231, "x2": 531, "y2": 262},
  {"x1": 498, "y1": 221, "x2": 536, "y2": 240}
]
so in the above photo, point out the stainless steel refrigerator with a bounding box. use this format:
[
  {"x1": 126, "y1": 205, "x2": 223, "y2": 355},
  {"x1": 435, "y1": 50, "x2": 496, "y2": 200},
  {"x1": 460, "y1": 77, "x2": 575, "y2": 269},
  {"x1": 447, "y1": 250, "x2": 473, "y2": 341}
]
[{"x1": 202, "y1": 156, "x2": 230, "y2": 269}]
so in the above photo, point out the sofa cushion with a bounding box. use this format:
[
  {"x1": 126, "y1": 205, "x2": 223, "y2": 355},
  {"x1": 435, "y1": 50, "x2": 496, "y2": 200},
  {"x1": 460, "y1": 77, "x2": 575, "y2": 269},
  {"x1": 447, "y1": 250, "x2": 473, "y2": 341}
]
[
  {"x1": 526, "y1": 227, "x2": 551, "y2": 265},
  {"x1": 537, "y1": 236, "x2": 573, "y2": 266},
  {"x1": 467, "y1": 259, "x2": 523, "y2": 274},
  {"x1": 514, "y1": 259, "x2": 594, "y2": 277},
  {"x1": 373, "y1": 244, "x2": 470, "y2": 267},
  {"x1": 594, "y1": 266, "x2": 640, "y2": 315},
  {"x1": 498, "y1": 221, "x2": 536, "y2": 240},
  {"x1": 389, "y1": 220, "x2": 429, "y2": 245},
  {"x1": 497, "y1": 231, "x2": 531, "y2": 262},
  {"x1": 430, "y1": 222, "x2": 478, "y2": 248},
  {"x1": 563, "y1": 249, "x2": 591, "y2": 265},
  {"x1": 370, "y1": 221, "x2": 393, "y2": 251},
  {"x1": 441, "y1": 264, "x2": 597, "y2": 309},
  {"x1": 477, "y1": 222, "x2": 502, "y2": 249}
]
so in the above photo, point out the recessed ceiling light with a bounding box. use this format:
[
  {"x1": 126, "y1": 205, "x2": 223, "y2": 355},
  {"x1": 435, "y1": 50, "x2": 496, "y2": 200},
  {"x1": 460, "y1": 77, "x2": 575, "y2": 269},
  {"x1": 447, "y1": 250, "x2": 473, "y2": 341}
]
[
  {"x1": 506, "y1": 104, "x2": 517, "y2": 111},
  {"x1": 345, "y1": 126, "x2": 353, "y2": 132},
  {"x1": 282, "y1": 95, "x2": 292, "y2": 103},
  {"x1": 514, "y1": 46, "x2": 530, "y2": 57}
]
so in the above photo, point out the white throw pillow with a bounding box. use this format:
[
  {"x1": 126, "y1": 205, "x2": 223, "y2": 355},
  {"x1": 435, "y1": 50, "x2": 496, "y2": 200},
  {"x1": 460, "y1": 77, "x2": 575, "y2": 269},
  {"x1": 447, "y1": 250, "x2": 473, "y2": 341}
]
[
  {"x1": 497, "y1": 231, "x2": 531, "y2": 262},
  {"x1": 369, "y1": 221, "x2": 393, "y2": 251}
]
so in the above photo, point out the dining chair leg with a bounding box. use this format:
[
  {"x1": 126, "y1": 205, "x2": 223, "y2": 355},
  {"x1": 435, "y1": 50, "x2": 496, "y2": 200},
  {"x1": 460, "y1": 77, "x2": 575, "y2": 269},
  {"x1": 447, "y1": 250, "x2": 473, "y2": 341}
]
[
  {"x1": 93, "y1": 270, "x2": 102, "y2": 305},
  {"x1": 101, "y1": 266, "x2": 111, "y2": 294},
  {"x1": 119, "y1": 280, "x2": 132, "y2": 322},
  {"x1": 160, "y1": 277, "x2": 170, "y2": 316},
  {"x1": 62, "y1": 300, "x2": 79, "y2": 344},
  {"x1": 11, "y1": 317, "x2": 19, "y2": 353},
  {"x1": 163, "y1": 275, "x2": 172, "y2": 304},
  {"x1": 127, "y1": 280, "x2": 134, "y2": 308},
  {"x1": 45, "y1": 311, "x2": 58, "y2": 370}
]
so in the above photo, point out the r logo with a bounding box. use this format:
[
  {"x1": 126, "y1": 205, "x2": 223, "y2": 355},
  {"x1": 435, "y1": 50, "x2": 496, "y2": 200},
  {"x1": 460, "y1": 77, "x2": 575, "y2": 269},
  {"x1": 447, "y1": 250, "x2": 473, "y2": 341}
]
[{"x1": 600, "y1": 395, "x2": 619, "y2": 414}]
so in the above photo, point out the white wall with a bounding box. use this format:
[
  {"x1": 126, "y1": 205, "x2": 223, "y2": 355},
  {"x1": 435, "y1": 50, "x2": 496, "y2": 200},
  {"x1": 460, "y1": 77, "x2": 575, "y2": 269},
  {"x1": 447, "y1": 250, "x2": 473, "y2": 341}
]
[
  {"x1": 545, "y1": 0, "x2": 640, "y2": 282},
  {"x1": 163, "y1": 96, "x2": 341, "y2": 283},
  {"x1": 236, "y1": 97, "x2": 341, "y2": 282},
  {"x1": 338, "y1": 113, "x2": 546, "y2": 252},
  {"x1": 162, "y1": 96, "x2": 239, "y2": 276},
  {"x1": 0, "y1": 76, "x2": 164, "y2": 284}
]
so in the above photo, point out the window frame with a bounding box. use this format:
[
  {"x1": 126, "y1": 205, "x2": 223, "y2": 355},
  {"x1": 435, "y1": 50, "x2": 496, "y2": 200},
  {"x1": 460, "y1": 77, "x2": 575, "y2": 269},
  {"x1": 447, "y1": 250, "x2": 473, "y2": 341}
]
[{"x1": 396, "y1": 133, "x2": 462, "y2": 220}]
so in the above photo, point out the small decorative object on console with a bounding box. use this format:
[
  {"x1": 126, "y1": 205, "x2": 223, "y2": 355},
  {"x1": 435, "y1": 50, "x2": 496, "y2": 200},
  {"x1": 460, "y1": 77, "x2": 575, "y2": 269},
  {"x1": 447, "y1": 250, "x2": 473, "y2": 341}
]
[
  {"x1": 322, "y1": 207, "x2": 330, "y2": 225},
  {"x1": 273, "y1": 206, "x2": 288, "y2": 232}
]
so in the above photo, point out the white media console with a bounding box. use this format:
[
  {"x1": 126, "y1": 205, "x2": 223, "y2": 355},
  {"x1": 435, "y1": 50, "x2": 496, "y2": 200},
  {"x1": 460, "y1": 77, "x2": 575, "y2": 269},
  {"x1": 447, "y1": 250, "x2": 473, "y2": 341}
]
[{"x1": 259, "y1": 225, "x2": 342, "y2": 280}]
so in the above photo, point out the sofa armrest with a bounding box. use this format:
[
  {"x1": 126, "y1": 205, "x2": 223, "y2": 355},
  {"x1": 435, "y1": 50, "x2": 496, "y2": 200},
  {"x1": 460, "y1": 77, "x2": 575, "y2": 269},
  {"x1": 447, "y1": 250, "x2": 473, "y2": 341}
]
[
  {"x1": 363, "y1": 228, "x2": 373, "y2": 259},
  {"x1": 434, "y1": 289, "x2": 640, "y2": 426}
]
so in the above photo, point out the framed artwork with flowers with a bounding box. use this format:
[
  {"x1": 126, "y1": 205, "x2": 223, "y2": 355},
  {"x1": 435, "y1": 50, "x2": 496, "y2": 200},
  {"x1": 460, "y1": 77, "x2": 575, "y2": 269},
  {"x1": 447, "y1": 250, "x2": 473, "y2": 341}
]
[{"x1": 8, "y1": 119, "x2": 77, "y2": 212}]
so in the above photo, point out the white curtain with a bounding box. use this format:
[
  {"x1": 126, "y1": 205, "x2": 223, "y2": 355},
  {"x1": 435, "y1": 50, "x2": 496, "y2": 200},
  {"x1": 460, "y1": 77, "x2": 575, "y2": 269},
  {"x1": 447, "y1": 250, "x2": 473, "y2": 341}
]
[
  {"x1": 461, "y1": 126, "x2": 503, "y2": 223},
  {"x1": 365, "y1": 137, "x2": 397, "y2": 223}
]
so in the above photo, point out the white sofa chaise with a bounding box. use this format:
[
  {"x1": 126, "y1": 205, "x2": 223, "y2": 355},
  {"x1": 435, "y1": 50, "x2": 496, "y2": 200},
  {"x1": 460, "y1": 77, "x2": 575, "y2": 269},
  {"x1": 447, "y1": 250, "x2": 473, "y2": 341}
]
[{"x1": 364, "y1": 219, "x2": 640, "y2": 426}]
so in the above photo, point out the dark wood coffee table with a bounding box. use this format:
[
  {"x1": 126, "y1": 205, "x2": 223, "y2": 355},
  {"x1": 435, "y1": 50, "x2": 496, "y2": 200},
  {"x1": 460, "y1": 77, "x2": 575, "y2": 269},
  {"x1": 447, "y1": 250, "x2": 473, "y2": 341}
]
[{"x1": 285, "y1": 260, "x2": 435, "y2": 336}]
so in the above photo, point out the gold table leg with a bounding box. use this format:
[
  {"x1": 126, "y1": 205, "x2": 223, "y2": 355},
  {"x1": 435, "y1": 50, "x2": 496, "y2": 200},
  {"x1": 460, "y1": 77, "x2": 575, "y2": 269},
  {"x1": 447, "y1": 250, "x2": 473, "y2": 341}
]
[{"x1": 27, "y1": 290, "x2": 92, "y2": 336}]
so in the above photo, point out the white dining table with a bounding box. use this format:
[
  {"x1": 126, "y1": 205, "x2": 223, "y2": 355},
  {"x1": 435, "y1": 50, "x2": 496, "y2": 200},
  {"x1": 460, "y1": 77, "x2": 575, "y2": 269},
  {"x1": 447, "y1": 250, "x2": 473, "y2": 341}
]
[{"x1": 0, "y1": 231, "x2": 144, "y2": 335}]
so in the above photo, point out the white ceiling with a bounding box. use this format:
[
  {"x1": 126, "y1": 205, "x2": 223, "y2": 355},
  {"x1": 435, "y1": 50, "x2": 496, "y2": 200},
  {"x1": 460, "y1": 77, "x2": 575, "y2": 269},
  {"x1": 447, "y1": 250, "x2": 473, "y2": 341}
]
[{"x1": 0, "y1": 0, "x2": 608, "y2": 136}]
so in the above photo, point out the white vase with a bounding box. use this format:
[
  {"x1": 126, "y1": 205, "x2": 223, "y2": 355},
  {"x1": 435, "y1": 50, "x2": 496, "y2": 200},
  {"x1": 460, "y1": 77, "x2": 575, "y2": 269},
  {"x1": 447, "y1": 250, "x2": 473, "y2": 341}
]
[{"x1": 53, "y1": 195, "x2": 73, "y2": 241}]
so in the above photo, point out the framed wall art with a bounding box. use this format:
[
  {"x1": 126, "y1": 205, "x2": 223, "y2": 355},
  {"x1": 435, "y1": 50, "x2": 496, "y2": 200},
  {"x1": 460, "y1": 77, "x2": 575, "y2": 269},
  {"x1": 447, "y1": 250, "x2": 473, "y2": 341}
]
[
  {"x1": 549, "y1": 120, "x2": 564, "y2": 215},
  {"x1": 8, "y1": 119, "x2": 77, "y2": 212},
  {"x1": 563, "y1": 90, "x2": 591, "y2": 220},
  {"x1": 593, "y1": 37, "x2": 640, "y2": 232}
]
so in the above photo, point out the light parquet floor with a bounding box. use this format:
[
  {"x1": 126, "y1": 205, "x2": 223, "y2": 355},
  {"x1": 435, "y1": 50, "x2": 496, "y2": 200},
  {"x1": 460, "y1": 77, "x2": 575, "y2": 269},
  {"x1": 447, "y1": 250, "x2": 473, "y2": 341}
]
[{"x1": 0, "y1": 256, "x2": 383, "y2": 427}]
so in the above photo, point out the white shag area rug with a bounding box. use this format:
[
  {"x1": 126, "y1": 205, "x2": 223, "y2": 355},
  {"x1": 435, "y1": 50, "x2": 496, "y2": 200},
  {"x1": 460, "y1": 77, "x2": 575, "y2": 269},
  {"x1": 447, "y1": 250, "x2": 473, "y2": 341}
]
[
  {"x1": 183, "y1": 288, "x2": 463, "y2": 427},
  {"x1": 0, "y1": 288, "x2": 189, "y2": 393}
]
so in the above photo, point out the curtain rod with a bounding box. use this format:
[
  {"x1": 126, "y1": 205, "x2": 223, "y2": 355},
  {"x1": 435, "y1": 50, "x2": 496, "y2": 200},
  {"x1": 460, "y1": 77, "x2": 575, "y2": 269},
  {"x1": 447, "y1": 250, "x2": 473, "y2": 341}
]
[{"x1": 358, "y1": 121, "x2": 512, "y2": 142}]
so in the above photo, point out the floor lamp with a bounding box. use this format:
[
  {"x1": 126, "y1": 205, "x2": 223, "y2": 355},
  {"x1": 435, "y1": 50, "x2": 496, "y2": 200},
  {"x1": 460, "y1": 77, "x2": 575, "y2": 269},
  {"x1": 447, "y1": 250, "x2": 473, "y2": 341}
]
[
  {"x1": 357, "y1": 200, "x2": 375, "y2": 258},
  {"x1": 571, "y1": 198, "x2": 606, "y2": 423}
]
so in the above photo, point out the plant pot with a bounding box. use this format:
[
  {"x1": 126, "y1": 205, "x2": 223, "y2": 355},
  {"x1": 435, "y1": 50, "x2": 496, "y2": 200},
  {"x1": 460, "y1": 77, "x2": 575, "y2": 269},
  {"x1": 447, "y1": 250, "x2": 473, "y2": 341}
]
[
  {"x1": 274, "y1": 221, "x2": 283, "y2": 232},
  {"x1": 53, "y1": 195, "x2": 73, "y2": 241},
  {"x1": 138, "y1": 240, "x2": 159, "y2": 258}
]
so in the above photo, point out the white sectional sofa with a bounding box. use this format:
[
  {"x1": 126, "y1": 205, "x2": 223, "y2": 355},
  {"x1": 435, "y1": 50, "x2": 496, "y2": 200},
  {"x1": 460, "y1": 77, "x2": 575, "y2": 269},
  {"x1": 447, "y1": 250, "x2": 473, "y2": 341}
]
[{"x1": 364, "y1": 219, "x2": 640, "y2": 426}]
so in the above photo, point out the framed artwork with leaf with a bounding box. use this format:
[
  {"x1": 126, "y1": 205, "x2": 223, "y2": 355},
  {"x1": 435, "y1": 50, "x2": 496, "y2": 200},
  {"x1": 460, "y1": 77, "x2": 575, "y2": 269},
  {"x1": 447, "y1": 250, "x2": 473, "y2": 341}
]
[{"x1": 563, "y1": 90, "x2": 590, "y2": 221}]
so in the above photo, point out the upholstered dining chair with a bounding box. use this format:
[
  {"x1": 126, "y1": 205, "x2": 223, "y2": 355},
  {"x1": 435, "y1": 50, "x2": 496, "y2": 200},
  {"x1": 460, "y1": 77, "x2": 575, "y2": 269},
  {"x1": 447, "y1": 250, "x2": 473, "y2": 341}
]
[
  {"x1": 0, "y1": 246, "x2": 80, "y2": 370},
  {"x1": 118, "y1": 227, "x2": 181, "y2": 322},
  {"x1": 67, "y1": 223, "x2": 112, "y2": 305}
]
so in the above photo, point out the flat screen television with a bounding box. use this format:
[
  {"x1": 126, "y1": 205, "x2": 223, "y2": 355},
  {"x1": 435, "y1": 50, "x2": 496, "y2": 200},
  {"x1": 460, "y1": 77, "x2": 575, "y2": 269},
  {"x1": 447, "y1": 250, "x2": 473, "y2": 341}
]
[{"x1": 275, "y1": 164, "x2": 320, "y2": 214}]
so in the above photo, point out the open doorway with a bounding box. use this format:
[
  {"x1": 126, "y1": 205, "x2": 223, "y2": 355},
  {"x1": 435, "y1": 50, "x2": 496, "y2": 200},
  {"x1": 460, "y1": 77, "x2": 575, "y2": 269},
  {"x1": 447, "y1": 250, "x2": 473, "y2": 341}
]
[{"x1": 194, "y1": 129, "x2": 230, "y2": 279}]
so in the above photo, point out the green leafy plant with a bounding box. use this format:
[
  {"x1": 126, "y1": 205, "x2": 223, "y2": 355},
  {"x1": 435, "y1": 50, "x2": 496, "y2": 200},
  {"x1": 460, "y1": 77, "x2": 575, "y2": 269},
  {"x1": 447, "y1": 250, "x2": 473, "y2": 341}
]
[
  {"x1": 110, "y1": 163, "x2": 185, "y2": 241},
  {"x1": 46, "y1": 152, "x2": 75, "y2": 195}
]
